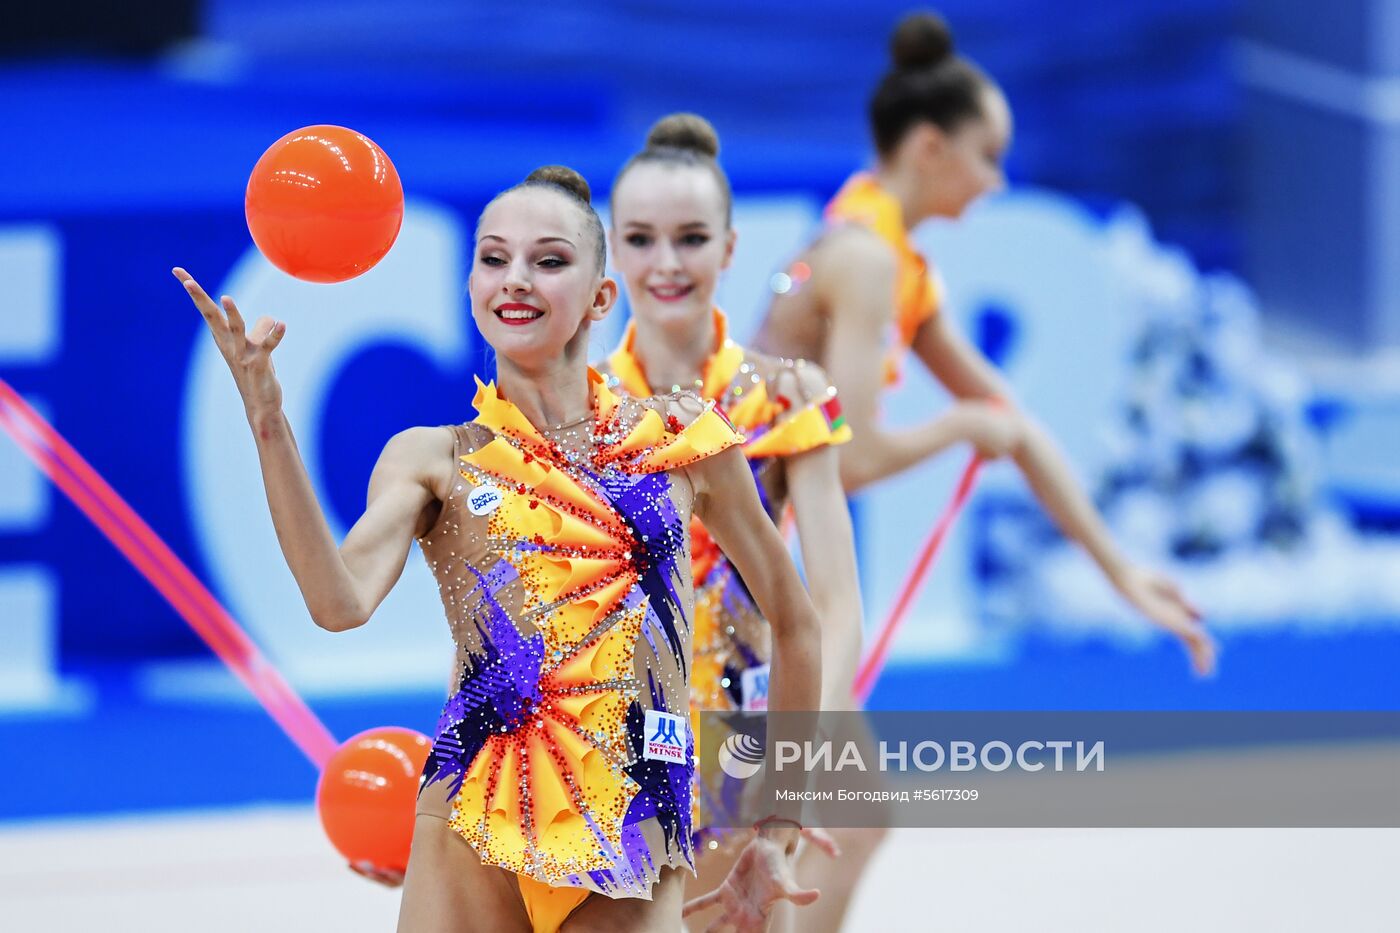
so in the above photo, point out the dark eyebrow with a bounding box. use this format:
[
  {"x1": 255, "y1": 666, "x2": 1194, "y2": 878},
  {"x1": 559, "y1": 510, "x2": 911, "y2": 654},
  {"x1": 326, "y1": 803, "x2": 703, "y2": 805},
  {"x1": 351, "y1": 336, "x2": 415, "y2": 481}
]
[
  {"x1": 478, "y1": 235, "x2": 577, "y2": 247},
  {"x1": 622, "y1": 221, "x2": 709, "y2": 231}
]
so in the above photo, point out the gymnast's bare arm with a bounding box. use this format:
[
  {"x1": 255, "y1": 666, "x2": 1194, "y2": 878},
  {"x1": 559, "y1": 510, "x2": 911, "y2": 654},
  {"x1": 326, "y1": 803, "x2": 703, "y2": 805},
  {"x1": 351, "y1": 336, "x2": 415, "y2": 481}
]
[
  {"x1": 910, "y1": 308, "x2": 1216, "y2": 675},
  {"x1": 771, "y1": 363, "x2": 865, "y2": 710},
  {"x1": 808, "y1": 228, "x2": 1021, "y2": 493},
  {"x1": 685, "y1": 439, "x2": 823, "y2": 929},
  {"x1": 173, "y1": 268, "x2": 452, "y2": 633}
]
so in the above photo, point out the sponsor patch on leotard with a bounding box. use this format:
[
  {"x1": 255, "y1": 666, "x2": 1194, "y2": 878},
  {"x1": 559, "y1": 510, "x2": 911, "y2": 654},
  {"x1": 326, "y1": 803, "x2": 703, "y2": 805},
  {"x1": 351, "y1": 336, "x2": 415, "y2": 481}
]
[
  {"x1": 643, "y1": 710, "x2": 688, "y2": 764},
  {"x1": 467, "y1": 484, "x2": 504, "y2": 516},
  {"x1": 741, "y1": 664, "x2": 770, "y2": 712}
]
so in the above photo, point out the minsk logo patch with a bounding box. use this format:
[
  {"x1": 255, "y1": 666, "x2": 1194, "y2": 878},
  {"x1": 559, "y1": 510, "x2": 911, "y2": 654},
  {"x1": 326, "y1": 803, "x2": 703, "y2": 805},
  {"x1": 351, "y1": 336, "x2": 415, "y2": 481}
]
[
  {"x1": 643, "y1": 710, "x2": 689, "y2": 764},
  {"x1": 741, "y1": 664, "x2": 770, "y2": 712}
]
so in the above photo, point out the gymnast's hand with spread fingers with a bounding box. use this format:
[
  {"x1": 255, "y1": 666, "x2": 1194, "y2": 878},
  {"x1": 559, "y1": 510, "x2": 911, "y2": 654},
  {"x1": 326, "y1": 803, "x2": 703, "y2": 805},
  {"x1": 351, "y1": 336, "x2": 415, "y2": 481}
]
[
  {"x1": 1111, "y1": 563, "x2": 1217, "y2": 676},
  {"x1": 683, "y1": 826, "x2": 839, "y2": 932},
  {"x1": 172, "y1": 268, "x2": 286, "y2": 418},
  {"x1": 169, "y1": 266, "x2": 447, "y2": 640}
]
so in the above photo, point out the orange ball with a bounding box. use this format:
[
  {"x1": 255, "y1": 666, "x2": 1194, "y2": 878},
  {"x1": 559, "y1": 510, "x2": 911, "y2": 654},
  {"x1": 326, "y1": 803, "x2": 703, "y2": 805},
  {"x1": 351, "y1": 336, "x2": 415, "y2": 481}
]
[
  {"x1": 316, "y1": 726, "x2": 431, "y2": 873},
  {"x1": 245, "y1": 125, "x2": 404, "y2": 283}
]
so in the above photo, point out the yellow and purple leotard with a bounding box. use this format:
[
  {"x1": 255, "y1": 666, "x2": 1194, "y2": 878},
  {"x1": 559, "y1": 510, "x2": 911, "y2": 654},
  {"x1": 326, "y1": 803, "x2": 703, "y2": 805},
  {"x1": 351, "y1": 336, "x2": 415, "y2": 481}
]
[
  {"x1": 414, "y1": 368, "x2": 740, "y2": 912},
  {"x1": 600, "y1": 310, "x2": 850, "y2": 842}
]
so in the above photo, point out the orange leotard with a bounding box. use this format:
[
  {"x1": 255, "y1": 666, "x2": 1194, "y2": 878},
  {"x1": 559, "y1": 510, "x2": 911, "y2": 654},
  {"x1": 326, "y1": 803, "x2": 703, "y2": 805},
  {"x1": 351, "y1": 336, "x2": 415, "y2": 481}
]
[{"x1": 824, "y1": 172, "x2": 943, "y2": 385}]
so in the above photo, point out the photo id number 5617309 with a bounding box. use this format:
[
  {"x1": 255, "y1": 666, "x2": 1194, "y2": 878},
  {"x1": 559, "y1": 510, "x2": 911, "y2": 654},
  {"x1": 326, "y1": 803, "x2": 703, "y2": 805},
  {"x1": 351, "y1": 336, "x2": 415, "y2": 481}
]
[{"x1": 913, "y1": 789, "x2": 980, "y2": 802}]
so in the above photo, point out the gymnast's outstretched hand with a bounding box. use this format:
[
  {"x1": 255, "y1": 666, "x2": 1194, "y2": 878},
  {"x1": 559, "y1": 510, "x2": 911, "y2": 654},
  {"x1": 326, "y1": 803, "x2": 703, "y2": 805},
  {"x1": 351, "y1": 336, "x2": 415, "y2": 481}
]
[
  {"x1": 1112, "y1": 564, "x2": 1217, "y2": 676},
  {"x1": 172, "y1": 267, "x2": 286, "y2": 417},
  {"x1": 683, "y1": 829, "x2": 820, "y2": 932}
]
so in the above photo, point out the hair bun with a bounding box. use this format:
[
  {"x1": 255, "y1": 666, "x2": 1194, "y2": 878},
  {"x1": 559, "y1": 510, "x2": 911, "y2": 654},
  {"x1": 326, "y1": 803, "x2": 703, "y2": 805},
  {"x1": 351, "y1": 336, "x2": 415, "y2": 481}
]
[
  {"x1": 524, "y1": 164, "x2": 592, "y2": 202},
  {"x1": 890, "y1": 11, "x2": 954, "y2": 71},
  {"x1": 645, "y1": 113, "x2": 720, "y2": 159}
]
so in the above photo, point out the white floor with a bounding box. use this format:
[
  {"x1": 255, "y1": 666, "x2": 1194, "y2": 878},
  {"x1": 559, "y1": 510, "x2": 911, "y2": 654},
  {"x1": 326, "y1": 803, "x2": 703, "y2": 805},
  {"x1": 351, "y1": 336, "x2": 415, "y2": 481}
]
[{"x1": 0, "y1": 808, "x2": 1394, "y2": 932}]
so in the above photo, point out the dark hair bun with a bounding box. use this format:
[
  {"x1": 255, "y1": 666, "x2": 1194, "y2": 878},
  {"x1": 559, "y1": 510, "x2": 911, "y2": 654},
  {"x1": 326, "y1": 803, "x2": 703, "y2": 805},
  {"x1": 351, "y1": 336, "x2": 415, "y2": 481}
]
[
  {"x1": 524, "y1": 164, "x2": 592, "y2": 202},
  {"x1": 890, "y1": 11, "x2": 954, "y2": 71},
  {"x1": 645, "y1": 113, "x2": 720, "y2": 159}
]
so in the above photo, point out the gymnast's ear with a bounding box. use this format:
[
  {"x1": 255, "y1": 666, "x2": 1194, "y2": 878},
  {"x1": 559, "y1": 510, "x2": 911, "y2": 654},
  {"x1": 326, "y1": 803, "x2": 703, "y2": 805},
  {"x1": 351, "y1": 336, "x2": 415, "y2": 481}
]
[
  {"x1": 908, "y1": 121, "x2": 950, "y2": 164},
  {"x1": 588, "y1": 276, "x2": 618, "y2": 322}
]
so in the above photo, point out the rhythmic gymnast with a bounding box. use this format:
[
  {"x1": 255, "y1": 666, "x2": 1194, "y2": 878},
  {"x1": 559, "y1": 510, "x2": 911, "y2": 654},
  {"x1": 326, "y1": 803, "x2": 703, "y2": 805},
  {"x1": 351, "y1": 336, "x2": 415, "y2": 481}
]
[
  {"x1": 754, "y1": 11, "x2": 1217, "y2": 682},
  {"x1": 598, "y1": 113, "x2": 862, "y2": 932},
  {"x1": 173, "y1": 164, "x2": 822, "y2": 933}
]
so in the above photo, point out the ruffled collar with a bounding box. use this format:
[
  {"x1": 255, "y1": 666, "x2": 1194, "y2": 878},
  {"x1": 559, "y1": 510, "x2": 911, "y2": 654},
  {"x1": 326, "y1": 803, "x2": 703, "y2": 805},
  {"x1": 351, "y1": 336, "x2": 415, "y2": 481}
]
[{"x1": 607, "y1": 308, "x2": 745, "y2": 403}]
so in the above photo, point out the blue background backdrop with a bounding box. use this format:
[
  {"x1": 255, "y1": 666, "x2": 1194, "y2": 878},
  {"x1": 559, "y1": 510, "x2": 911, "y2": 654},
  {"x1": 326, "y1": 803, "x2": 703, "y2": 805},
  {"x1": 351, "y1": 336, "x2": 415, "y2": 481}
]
[{"x1": 2, "y1": 0, "x2": 1397, "y2": 822}]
